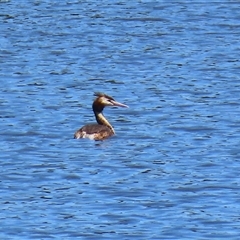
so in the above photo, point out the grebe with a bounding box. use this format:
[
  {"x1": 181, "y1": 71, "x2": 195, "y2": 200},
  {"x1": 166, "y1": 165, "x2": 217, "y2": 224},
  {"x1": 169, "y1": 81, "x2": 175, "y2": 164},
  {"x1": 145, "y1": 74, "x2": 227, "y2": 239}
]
[{"x1": 74, "y1": 92, "x2": 128, "y2": 140}]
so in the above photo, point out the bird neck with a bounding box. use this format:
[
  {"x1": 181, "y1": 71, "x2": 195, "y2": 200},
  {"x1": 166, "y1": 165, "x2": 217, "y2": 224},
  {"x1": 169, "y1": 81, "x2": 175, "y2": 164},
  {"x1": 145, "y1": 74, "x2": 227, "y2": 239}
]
[{"x1": 94, "y1": 111, "x2": 115, "y2": 134}]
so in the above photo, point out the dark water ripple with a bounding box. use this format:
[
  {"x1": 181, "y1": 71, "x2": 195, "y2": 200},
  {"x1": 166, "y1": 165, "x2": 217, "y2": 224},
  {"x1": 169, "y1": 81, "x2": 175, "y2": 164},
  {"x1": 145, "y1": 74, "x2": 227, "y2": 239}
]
[{"x1": 1, "y1": 0, "x2": 240, "y2": 239}]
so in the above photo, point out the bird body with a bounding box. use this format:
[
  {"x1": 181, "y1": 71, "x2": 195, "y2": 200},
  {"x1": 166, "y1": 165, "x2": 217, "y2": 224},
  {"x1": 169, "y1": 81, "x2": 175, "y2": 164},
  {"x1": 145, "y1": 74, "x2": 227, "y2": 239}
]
[
  {"x1": 74, "y1": 124, "x2": 113, "y2": 140},
  {"x1": 74, "y1": 93, "x2": 128, "y2": 140}
]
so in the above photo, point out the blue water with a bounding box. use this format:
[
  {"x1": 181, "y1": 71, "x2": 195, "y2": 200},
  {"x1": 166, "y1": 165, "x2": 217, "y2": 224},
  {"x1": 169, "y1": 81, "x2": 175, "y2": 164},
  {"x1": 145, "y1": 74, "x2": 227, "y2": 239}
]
[{"x1": 1, "y1": 0, "x2": 240, "y2": 239}]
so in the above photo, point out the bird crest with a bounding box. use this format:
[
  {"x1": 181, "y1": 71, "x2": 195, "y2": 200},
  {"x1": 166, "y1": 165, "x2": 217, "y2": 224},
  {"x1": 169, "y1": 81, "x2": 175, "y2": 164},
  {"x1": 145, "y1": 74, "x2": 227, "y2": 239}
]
[{"x1": 94, "y1": 92, "x2": 114, "y2": 101}]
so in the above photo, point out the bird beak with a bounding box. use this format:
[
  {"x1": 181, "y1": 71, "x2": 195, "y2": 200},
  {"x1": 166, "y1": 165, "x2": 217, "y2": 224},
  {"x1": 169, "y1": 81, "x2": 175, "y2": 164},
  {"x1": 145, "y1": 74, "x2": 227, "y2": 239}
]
[{"x1": 111, "y1": 100, "x2": 129, "y2": 108}]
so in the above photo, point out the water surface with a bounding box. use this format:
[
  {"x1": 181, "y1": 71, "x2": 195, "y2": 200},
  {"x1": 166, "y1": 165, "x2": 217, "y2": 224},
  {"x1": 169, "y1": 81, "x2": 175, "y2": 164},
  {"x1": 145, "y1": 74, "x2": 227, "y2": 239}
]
[{"x1": 1, "y1": 1, "x2": 240, "y2": 239}]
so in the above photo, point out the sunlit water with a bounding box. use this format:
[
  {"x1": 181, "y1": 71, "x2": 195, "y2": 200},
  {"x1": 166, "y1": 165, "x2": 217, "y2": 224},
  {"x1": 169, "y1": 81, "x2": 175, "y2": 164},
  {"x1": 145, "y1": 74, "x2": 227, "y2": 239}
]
[{"x1": 1, "y1": 1, "x2": 240, "y2": 239}]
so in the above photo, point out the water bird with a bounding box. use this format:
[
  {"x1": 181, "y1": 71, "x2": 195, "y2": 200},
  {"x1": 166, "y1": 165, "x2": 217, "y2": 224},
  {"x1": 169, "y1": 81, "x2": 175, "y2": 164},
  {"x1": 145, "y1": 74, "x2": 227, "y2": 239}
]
[{"x1": 74, "y1": 92, "x2": 128, "y2": 140}]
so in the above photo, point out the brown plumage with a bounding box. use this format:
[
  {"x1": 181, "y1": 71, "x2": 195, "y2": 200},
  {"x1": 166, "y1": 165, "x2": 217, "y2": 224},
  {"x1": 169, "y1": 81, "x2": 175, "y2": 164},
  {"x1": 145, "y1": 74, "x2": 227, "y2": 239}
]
[{"x1": 74, "y1": 92, "x2": 128, "y2": 140}]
